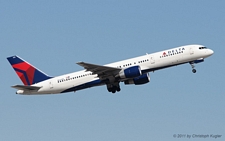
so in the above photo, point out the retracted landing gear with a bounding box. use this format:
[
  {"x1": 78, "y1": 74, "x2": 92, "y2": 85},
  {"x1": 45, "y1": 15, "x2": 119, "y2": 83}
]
[
  {"x1": 107, "y1": 83, "x2": 121, "y2": 94},
  {"x1": 189, "y1": 62, "x2": 197, "y2": 73}
]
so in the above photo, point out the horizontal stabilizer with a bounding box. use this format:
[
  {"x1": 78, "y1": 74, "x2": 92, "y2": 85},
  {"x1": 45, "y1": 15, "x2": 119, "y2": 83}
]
[{"x1": 11, "y1": 85, "x2": 42, "y2": 91}]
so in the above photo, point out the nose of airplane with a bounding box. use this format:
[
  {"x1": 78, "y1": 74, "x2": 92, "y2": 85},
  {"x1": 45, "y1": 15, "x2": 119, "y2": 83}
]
[{"x1": 208, "y1": 49, "x2": 214, "y2": 56}]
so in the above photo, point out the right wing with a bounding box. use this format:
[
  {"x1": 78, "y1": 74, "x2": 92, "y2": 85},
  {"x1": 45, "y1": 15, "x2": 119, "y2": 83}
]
[{"x1": 11, "y1": 85, "x2": 42, "y2": 91}]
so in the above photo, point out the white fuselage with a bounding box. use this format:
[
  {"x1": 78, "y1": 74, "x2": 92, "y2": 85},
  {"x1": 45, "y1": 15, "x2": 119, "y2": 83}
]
[{"x1": 17, "y1": 44, "x2": 213, "y2": 95}]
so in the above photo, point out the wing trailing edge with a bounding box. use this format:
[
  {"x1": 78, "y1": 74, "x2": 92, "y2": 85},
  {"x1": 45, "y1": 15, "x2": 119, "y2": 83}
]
[{"x1": 76, "y1": 62, "x2": 121, "y2": 78}]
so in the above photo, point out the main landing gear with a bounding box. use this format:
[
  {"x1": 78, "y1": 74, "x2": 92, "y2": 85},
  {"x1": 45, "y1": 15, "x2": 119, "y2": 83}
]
[
  {"x1": 190, "y1": 62, "x2": 197, "y2": 73},
  {"x1": 107, "y1": 83, "x2": 121, "y2": 94}
]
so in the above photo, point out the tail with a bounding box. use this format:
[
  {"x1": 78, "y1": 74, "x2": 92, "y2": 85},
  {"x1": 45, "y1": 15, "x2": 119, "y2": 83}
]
[{"x1": 7, "y1": 55, "x2": 53, "y2": 85}]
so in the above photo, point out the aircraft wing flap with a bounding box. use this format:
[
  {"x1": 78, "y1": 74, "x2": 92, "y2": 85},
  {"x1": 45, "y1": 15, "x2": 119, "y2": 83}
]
[
  {"x1": 76, "y1": 62, "x2": 121, "y2": 78},
  {"x1": 11, "y1": 85, "x2": 42, "y2": 91}
]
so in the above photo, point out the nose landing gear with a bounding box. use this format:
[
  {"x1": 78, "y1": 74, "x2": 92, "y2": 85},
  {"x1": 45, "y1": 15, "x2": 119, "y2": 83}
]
[
  {"x1": 190, "y1": 62, "x2": 197, "y2": 73},
  {"x1": 192, "y1": 69, "x2": 196, "y2": 73}
]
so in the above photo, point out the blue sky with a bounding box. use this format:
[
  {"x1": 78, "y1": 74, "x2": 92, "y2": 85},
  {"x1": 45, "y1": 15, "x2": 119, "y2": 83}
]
[{"x1": 1, "y1": 1, "x2": 224, "y2": 141}]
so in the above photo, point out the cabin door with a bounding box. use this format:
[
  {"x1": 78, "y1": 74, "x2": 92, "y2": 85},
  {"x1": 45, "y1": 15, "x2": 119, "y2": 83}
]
[
  {"x1": 150, "y1": 56, "x2": 155, "y2": 64},
  {"x1": 190, "y1": 47, "x2": 194, "y2": 55},
  {"x1": 49, "y1": 81, "x2": 53, "y2": 89}
]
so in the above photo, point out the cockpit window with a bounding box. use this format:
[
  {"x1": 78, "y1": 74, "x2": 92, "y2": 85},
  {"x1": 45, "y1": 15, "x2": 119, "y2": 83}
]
[{"x1": 199, "y1": 47, "x2": 207, "y2": 49}]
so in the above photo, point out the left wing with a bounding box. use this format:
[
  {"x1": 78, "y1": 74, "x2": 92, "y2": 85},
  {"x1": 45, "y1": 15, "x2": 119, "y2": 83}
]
[{"x1": 76, "y1": 62, "x2": 121, "y2": 79}]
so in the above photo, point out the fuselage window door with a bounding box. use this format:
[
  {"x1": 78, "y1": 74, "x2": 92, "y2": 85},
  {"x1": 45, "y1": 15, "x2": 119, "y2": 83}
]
[
  {"x1": 150, "y1": 56, "x2": 155, "y2": 64},
  {"x1": 49, "y1": 81, "x2": 53, "y2": 89},
  {"x1": 190, "y1": 47, "x2": 194, "y2": 55}
]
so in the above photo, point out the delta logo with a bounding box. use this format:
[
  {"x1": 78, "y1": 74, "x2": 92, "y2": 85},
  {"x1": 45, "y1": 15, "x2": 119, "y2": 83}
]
[{"x1": 162, "y1": 47, "x2": 185, "y2": 56}]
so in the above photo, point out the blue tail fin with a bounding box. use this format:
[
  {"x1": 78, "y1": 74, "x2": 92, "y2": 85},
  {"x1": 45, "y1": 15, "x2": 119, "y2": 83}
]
[{"x1": 7, "y1": 56, "x2": 53, "y2": 85}]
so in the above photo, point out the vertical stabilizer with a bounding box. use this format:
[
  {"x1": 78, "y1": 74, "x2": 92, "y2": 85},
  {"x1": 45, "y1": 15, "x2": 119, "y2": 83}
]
[{"x1": 7, "y1": 56, "x2": 52, "y2": 85}]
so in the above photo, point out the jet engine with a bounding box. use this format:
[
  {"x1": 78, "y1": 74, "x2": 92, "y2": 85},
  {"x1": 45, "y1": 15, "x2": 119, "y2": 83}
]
[
  {"x1": 119, "y1": 66, "x2": 142, "y2": 79},
  {"x1": 124, "y1": 73, "x2": 150, "y2": 85}
]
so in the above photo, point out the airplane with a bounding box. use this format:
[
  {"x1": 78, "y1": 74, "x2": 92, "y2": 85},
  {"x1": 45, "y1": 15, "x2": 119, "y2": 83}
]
[{"x1": 7, "y1": 44, "x2": 213, "y2": 95}]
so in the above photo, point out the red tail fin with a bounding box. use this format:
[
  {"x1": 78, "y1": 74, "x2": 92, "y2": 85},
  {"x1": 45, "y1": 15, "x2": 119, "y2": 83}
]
[{"x1": 7, "y1": 56, "x2": 52, "y2": 85}]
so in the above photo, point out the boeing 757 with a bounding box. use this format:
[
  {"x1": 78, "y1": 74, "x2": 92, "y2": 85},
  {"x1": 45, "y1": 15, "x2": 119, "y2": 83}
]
[{"x1": 7, "y1": 44, "x2": 213, "y2": 95}]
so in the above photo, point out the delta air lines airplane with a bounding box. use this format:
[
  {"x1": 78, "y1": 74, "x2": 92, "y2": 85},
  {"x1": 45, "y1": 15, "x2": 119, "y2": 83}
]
[{"x1": 7, "y1": 44, "x2": 213, "y2": 95}]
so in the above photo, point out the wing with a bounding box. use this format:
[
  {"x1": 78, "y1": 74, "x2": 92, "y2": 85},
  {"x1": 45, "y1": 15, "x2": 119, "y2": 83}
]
[
  {"x1": 11, "y1": 85, "x2": 42, "y2": 91},
  {"x1": 76, "y1": 62, "x2": 121, "y2": 79}
]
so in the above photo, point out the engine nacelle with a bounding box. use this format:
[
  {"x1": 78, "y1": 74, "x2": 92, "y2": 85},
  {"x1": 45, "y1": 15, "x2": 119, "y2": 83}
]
[
  {"x1": 124, "y1": 73, "x2": 150, "y2": 85},
  {"x1": 119, "y1": 66, "x2": 142, "y2": 79}
]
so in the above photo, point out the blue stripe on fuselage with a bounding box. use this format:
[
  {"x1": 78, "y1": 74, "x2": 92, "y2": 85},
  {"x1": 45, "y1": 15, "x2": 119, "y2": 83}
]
[
  {"x1": 142, "y1": 62, "x2": 187, "y2": 73},
  {"x1": 61, "y1": 79, "x2": 106, "y2": 93}
]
